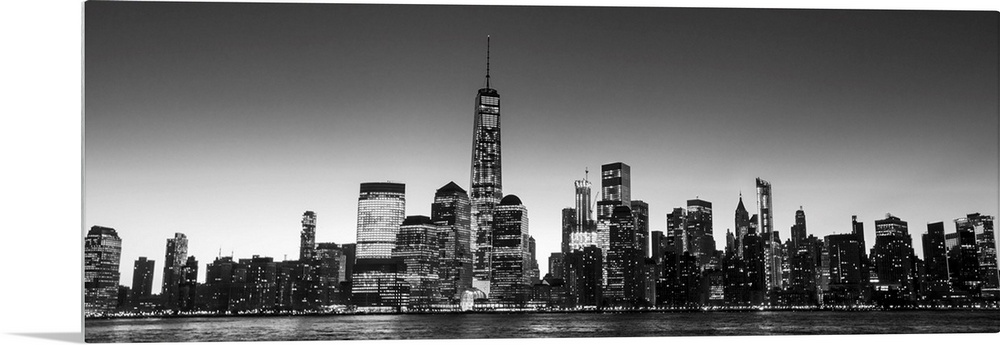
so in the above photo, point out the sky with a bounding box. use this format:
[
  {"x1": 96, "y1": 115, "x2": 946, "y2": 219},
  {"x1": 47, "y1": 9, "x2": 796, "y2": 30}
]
[{"x1": 83, "y1": 2, "x2": 998, "y2": 292}]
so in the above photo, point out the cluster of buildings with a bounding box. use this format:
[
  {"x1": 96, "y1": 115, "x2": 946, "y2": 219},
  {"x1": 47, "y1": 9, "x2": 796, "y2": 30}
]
[{"x1": 84, "y1": 40, "x2": 998, "y2": 317}]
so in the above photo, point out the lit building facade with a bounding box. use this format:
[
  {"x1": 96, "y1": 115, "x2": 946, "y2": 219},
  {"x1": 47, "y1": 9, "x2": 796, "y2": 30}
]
[
  {"x1": 489, "y1": 194, "x2": 529, "y2": 302},
  {"x1": 756, "y1": 178, "x2": 781, "y2": 295},
  {"x1": 471, "y1": 37, "x2": 503, "y2": 289},
  {"x1": 393, "y1": 215, "x2": 441, "y2": 307},
  {"x1": 431, "y1": 181, "x2": 473, "y2": 300},
  {"x1": 791, "y1": 207, "x2": 807, "y2": 249},
  {"x1": 84, "y1": 225, "x2": 122, "y2": 315},
  {"x1": 735, "y1": 195, "x2": 751, "y2": 258},
  {"x1": 355, "y1": 182, "x2": 405, "y2": 259},
  {"x1": 631, "y1": 200, "x2": 649, "y2": 259},
  {"x1": 162, "y1": 232, "x2": 188, "y2": 311},
  {"x1": 300, "y1": 211, "x2": 317, "y2": 261},
  {"x1": 606, "y1": 205, "x2": 642, "y2": 306}
]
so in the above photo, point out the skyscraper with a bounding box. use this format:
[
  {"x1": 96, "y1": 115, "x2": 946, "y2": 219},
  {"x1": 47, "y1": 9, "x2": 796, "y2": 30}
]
[
  {"x1": 84, "y1": 225, "x2": 122, "y2": 315},
  {"x1": 490, "y1": 194, "x2": 529, "y2": 301},
  {"x1": 791, "y1": 207, "x2": 807, "y2": 250},
  {"x1": 130, "y1": 256, "x2": 155, "y2": 304},
  {"x1": 922, "y1": 222, "x2": 951, "y2": 297},
  {"x1": 162, "y1": 232, "x2": 188, "y2": 311},
  {"x1": 575, "y1": 175, "x2": 592, "y2": 233},
  {"x1": 597, "y1": 162, "x2": 631, "y2": 221},
  {"x1": 956, "y1": 213, "x2": 998, "y2": 298},
  {"x1": 756, "y1": 178, "x2": 781, "y2": 294},
  {"x1": 631, "y1": 200, "x2": 649, "y2": 259},
  {"x1": 471, "y1": 37, "x2": 503, "y2": 289},
  {"x1": 393, "y1": 215, "x2": 441, "y2": 307},
  {"x1": 431, "y1": 181, "x2": 473, "y2": 300},
  {"x1": 686, "y1": 198, "x2": 714, "y2": 270},
  {"x1": 355, "y1": 182, "x2": 406, "y2": 259},
  {"x1": 300, "y1": 211, "x2": 317, "y2": 261},
  {"x1": 606, "y1": 205, "x2": 641, "y2": 306},
  {"x1": 666, "y1": 207, "x2": 686, "y2": 256},
  {"x1": 735, "y1": 194, "x2": 751, "y2": 258},
  {"x1": 561, "y1": 207, "x2": 575, "y2": 254},
  {"x1": 872, "y1": 214, "x2": 915, "y2": 302},
  {"x1": 548, "y1": 253, "x2": 565, "y2": 279}
]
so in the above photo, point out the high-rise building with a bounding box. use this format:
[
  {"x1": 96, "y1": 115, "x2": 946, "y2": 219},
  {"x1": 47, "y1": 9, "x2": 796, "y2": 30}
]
[
  {"x1": 631, "y1": 200, "x2": 649, "y2": 259},
  {"x1": 528, "y1": 236, "x2": 540, "y2": 285},
  {"x1": 471, "y1": 37, "x2": 503, "y2": 289},
  {"x1": 431, "y1": 181, "x2": 473, "y2": 300},
  {"x1": 300, "y1": 211, "x2": 317, "y2": 261},
  {"x1": 852, "y1": 215, "x2": 866, "y2": 251},
  {"x1": 735, "y1": 194, "x2": 751, "y2": 258},
  {"x1": 130, "y1": 257, "x2": 155, "y2": 304},
  {"x1": 825, "y1": 233, "x2": 868, "y2": 305},
  {"x1": 922, "y1": 222, "x2": 951, "y2": 298},
  {"x1": 686, "y1": 198, "x2": 714, "y2": 270},
  {"x1": 956, "y1": 213, "x2": 998, "y2": 298},
  {"x1": 950, "y1": 215, "x2": 984, "y2": 296},
  {"x1": 565, "y1": 246, "x2": 603, "y2": 307},
  {"x1": 548, "y1": 253, "x2": 565, "y2": 279},
  {"x1": 241, "y1": 255, "x2": 278, "y2": 311},
  {"x1": 178, "y1": 256, "x2": 199, "y2": 311},
  {"x1": 606, "y1": 205, "x2": 642, "y2": 306},
  {"x1": 651, "y1": 230, "x2": 666, "y2": 264},
  {"x1": 756, "y1": 178, "x2": 781, "y2": 294},
  {"x1": 575, "y1": 176, "x2": 593, "y2": 233},
  {"x1": 162, "y1": 232, "x2": 188, "y2": 311},
  {"x1": 355, "y1": 182, "x2": 405, "y2": 259},
  {"x1": 393, "y1": 215, "x2": 441, "y2": 307},
  {"x1": 666, "y1": 207, "x2": 686, "y2": 257},
  {"x1": 871, "y1": 214, "x2": 915, "y2": 302},
  {"x1": 597, "y1": 162, "x2": 631, "y2": 221},
  {"x1": 791, "y1": 207, "x2": 807, "y2": 250},
  {"x1": 490, "y1": 194, "x2": 529, "y2": 302},
  {"x1": 84, "y1": 225, "x2": 122, "y2": 315},
  {"x1": 562, "y1": 207, "x2": 576, "y2": 253}
]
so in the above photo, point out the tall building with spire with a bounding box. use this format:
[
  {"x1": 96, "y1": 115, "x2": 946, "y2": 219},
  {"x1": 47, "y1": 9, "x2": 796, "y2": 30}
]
[{"x1": 471, "y1": 36, "x2": 503, "y2": 289}]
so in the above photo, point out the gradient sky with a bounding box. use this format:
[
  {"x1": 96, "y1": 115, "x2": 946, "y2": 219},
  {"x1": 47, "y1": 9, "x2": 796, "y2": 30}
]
[{"x1": 84, "y1": 2, "x2": 998, "y2": 292}]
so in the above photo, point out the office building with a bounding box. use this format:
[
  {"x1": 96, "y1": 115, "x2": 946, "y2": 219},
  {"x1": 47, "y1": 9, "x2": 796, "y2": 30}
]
[
  {"x1": 871, "y1": 214, "x2": 915, "y2": 302},
  {"x1": 922, "y1": 222, "x2": 951, "y2": 297},
  {"x1": 431, "y1": 181, "x2": 474, "y2": 300},
  {"x1": 686, "y1": 198, "x2": 714, "y2": 270},
  {"x1": 631, "y1": 200, "x2": 649, "y2": 259},
  {"x1": 393, "y1": 215, "x2": 441, "y2": 307},
  {"x1": 300, "y1": 211, "x2": 317, "y2": 261},
  {"x1": 84, "y1": 225, "x2": 122, "y2": 315},
  {"x1": 162, "y1": 232, "x2": 188, "y2": 311},
  {"x1": 355, "y1": 182, "x2": 406, "y2": 259},
  {"x1": 490, "y1": 194, "x2": 530, "y2": 302},
  {"x1": 956, "y1": 213, "x2": 998, "y2": 298},
  {"x1": 471, "y1": 37, "x2": 503, "y2": 288},
  {"x1": 130, "y1": 257, "x2": 155, "y2": 304}
]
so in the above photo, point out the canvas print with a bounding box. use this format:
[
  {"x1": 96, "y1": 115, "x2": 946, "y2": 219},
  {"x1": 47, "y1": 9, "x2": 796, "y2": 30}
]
[{"x1": 83, "y1": 1, "x2": 999, "y2": 342}]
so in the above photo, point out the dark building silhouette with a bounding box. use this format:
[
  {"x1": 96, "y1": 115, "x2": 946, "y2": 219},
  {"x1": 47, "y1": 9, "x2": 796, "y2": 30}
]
[
  {"x1": 686, "y1": 198, "x2": 714, "y2": 270},
  {"x1": 631, "y1": 200, "x2": 649, "y2": 259},
  {"x1": 431, "y1": 181, "x2": 473, "y2": 300},
  {"x1": 548, "y1": 252, "x2": 565, "y2": 279},
  {"x1": 161, "y1": 232, "x2": 188, "y2": 311},
  {"x1": 471, "y1": 37, "x2": 503, "y2": 291},
  {"x1": 824, "y1": 233, "x2": 868, "y2": 305},
  {"x1": 178, "y1": 256, "x2": 199, "y2": 311},
  {"x1": 606, "y1": 205, "x2": 642, "y2": 306},
  {"x1": 735, "y1": 194, "x2": 751, "y2": 258},
  {"x1": 490, "y1": 194, "x2": 530, "y2": 302},
  {"x1": 393, "y1": 215, "x2": 441, "y2": 308},
  {"x1": 241, "y1": 256, "x2": 278, "y2": 311},
  {"x1": 922, "y1": 222, "x2": 951, "y2": 299},
  {"x1": 203, "y1": 256, "x2": 237, "y2": 312},
  {"x1": 300, "y1": 211, "x2": 317, "y2": 261},
  {"x1": 130, "y1": 257, "x2": 155, "y2": 307},
  {"x1": 315, "y1": 242, "x2": 349, "y2": 305},
  {"x1": 871, "y1": 214, "x2": 915, "y2": 304},
  {"x1": 565, "y1": 246, "x2": 603, "y2": 307},
  {"x1": 651, "y1": 230, "x2": 667, "y2": 264},
  {"x1": 949, "y1": 217, "x2": 982, "y2": 297},
  {"x1": 84, "y1": 225, "x2": 122, "y2": 315},
  {"x1": 791, "y1": 207, "x2": 807, "y2": 250},
  {"x1": 528, "y1": 236, "x2": 540, "y2": 285},
  {"x1": 561, "y1": 207, "x2": 576, "y2": 254},
  {"x1": 956, "y1": 213, "x2": 998, "y2": 299},
  {"x1": 666, "y1": 207, "x2": 686, "y2": 257}
]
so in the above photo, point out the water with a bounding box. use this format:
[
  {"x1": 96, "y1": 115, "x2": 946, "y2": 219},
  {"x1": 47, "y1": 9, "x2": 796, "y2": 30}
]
[{"x1": 85, "y1": 311, "x2": 1000, "y2": 343}]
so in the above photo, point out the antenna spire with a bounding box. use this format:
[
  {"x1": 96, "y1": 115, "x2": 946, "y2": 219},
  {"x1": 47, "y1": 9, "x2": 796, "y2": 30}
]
[{"x1": 486, "y1": 35, "x2": 490, "y2": 89}]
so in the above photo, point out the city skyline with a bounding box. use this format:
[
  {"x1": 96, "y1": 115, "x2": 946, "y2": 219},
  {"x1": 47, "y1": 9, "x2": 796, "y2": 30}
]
[{"x1": 84, "y1": 3, "x2": 998, "y2": 293}]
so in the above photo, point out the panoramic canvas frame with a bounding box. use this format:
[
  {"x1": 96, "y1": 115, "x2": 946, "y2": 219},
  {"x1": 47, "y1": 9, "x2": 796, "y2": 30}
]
[{"x1": 83, "y1": 1, "x2": 1000, "y2": 343}]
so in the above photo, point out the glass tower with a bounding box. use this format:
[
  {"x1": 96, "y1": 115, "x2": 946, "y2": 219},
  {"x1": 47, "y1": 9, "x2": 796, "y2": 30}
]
[
  {"x1": 471, "y1": 37, "x2": 503, "y2": 287},
  {"x1": 431, "y1": 181, "x2": 473, "y2": 300},
  {"x1": 489, "y1": 194, "x2": 529, "y2": 301},
  {"x1": 162, "y1": 232, "x2": 188, "y2": 310},
  {"x1": 356, "y1": 182, "x2": 406, "y2": 259},
  {"x1": 756, "y1": 178, "x2": 781, "y2": 294},
  {"x1": 300, "y1": 211, "x2": 317, "y2": 261}
]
